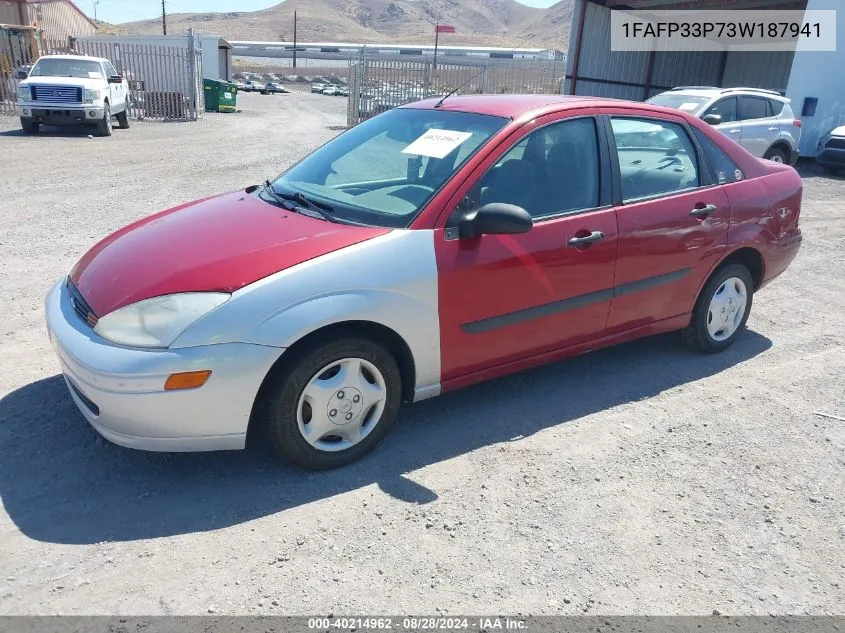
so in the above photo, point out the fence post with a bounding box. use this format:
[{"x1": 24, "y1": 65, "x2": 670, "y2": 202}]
[
  {"x1": 482, "y1": 63, "x2": 489, "y2": 94},
  {"x1": 186, "y1": 28, "x2": 197, "y2": 120}
]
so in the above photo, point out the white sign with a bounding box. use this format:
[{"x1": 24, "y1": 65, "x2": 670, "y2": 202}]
[{"x1": 402, "y1": 129, "x2": 473, "y2": 159}]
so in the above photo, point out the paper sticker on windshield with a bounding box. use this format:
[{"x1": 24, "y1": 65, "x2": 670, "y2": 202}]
[
  {"x1": 678, "y1": 102, "x2": 699, "y2": 111},
  {"x1": 402, "y1": 129, "x2": 473, "y2": 159}
]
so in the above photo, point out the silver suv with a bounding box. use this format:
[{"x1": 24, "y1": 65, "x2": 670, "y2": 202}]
[{"x1": 647, "y1": 87, "x2": 802, "y2": 164}]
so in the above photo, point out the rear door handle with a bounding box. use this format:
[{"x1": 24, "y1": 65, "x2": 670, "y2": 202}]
[
  {"x1": 690, "y1": 204, "x2": 718, "y2": 218},
  {"x1": 568, "y1": 231, "x2": 605, "y2": 247}
]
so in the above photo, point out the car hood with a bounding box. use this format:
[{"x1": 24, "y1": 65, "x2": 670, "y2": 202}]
[
  {"x1": 21, "y1": 76, "x2": 106, "y2": 89},
  {"x1": 70, "y1": 190, "x2": 389, "y2": 316}
]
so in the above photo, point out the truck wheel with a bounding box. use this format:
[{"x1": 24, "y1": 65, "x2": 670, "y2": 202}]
[
  {"x1": 256, "y1": 337, "x2": 402, "y2": 470},
  {"x1": 20, "y1": 118, "x2": 39, "y2": 134},
  {"x1": 116, "y1": 107, "x2": 130, "y2": 129},
  {"x1": 96, "y1": 103, "x2": 112, "y2": 137}
]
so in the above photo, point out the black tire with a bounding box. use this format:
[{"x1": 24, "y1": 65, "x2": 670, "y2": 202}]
[
  {"x1": 116, "y1": 107, "x2": 130, "y2": 129},
  {"x1": 20, "y1": 118, "x2": 39, "y2": 134},
  {"x1": 763, "y1": 146, "x2": 788, "y2": 164},
  {"x1": 256, "y1": 337, "x2": 402, "y2": 470},
  {"x1": 682, "y1": 263, "x2": 754, "y2": 353},
  {"x1": 96, "y1": 103, "x2": 112, "y2": 137}
]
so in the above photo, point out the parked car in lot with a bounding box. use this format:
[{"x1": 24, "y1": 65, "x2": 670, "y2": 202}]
[
  {"x1": 47, "y1": 95, "x2": 802, "y2": 469},
  {"x1": 16, "y1": 54, "x2": 130, "y2": 136},
  {"x1": 311, "y1": 83, "x2": 325, "y2": 93},
  {"x1": 234, "y1": 80, "x2": 246, "y2": 91},
  {"x1": 263, "y1": 82, "x2": 288, "y2": 94},
  {"x1": 647, "y1": 87, "x2": 802, "y2": 164},
  {"x1": 322, "y1": 85, "x2": 340, "y2": 96},
  {"x1": 815, "y1": 124, "x2": 845, "y2": 174},
  {"x1": 241, "y1": 81, "x2": 264, "y2": 93}
]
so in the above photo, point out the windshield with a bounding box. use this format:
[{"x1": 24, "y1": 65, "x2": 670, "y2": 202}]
[
  {"x1": 646, "y1": 94, "x2": 711, "y2": 113},
  {"x1": 270, "y1": 108, "x2": 507, "y2": 228},
  {"x1": 30, "y1": 58, "x2": 104, "y2": 79}
]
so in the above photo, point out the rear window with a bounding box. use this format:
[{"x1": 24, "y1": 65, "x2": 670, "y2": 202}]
[
  {"x1": 693, "y1": 128, "x2": 743, "y2": 184},
  {"x1": 768, "y1": 98, "x2": 785, "y2": 116},
  {"x1": 646, "y1": 94, "x2": 711, "y2": 113}
]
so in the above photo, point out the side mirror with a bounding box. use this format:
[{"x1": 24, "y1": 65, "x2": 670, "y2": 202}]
[
  {"x1": 702, "y1": 113, "x2": 722, "y2": 126},
  {"x1": 460, "y1": 203, "x2": 533, "y2": 239},
  {"x1": 16, "y1": 69, "x2": 29, "y2": 80},
  {"x1": 108, "y1": 75, "x2": 123, "y2": 84}
]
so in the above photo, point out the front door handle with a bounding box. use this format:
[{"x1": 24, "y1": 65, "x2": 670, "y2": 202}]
[
  {"x1": 690, "y1": 204, "x2": 718, "y2": 218},
  {"x1": 568, "y1": 231, "x2": 605, "y2": 247},
  {"x1": 767, "y1": 126, "x2": 779, "y2": 131},
  {"x1": 728, "y1": 129, "x2": 740, "y2": 134}
]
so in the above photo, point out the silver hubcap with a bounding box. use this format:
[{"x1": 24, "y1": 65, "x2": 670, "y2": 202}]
[
  {"x1": 707, "y1": 276, "x2": 748, "y2": 341},
  {"x1": 296, "y1": 357, "x2": 387, "y2": 452}
]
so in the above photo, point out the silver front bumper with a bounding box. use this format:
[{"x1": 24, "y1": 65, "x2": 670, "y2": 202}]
[{"x1": 44, "y1": 280, "x2": 284, "y2": 452}]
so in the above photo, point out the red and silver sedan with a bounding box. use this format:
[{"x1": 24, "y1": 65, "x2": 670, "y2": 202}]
[{"x1": 45, "y1": 95, "x2": 803, "y2": 469}]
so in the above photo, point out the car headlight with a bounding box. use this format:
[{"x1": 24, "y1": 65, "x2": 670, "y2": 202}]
[
  {"x1": 17, "y1": 85, "x2": 29, "y2": 102},
  {"x1": 93, "y1": 293, "x2": 230, "y2": 348},
  {"x1": 83, "y1": 88, "x2": 105, "y2": 104}
]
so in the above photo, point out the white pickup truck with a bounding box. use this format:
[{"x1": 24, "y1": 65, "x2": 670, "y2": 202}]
[{"x1": 17, "y1": 54, "x2": 130, "y2": 137}]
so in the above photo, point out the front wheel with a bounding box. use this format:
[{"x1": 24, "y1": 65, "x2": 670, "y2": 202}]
[
  {"x1": 20, "y1": 118, "x2": 39, "y2": 134},
  {"x1": 95, "y1": 103, "x2": 112, "y2": 137},
  {"x1": 116, "y1": 107, "x2": 130, "y2": 129},
  {"x1": 257, "y1": 337, "x2": 402, "y2": 469},
  {"x1": 682, "y1": 263, "x2": 754, "y2": 353}
]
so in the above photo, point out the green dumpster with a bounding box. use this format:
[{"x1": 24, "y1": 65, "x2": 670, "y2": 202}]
[{"x1": 204, "y1": 79, "x2": 237, "y2": 113}]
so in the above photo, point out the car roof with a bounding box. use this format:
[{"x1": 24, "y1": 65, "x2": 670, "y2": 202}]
[
  {"x1": 659, "y1": 86, "x2": 788, "y2": 102},
  {"x1": 400, "y1": 94, "x2": 630, "y2": 118},
  {"x1": 38, "y1": 54, "x2": 109, "y2": 63}
]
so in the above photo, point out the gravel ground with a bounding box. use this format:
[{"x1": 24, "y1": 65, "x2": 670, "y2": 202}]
[{"x1": 0, "y1": 92, "x2": 843, "y2": 616}]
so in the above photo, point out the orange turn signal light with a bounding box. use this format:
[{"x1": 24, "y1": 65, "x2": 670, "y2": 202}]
[{"x1": 164, "y1": 370, "x2": 212, "y2": 391}]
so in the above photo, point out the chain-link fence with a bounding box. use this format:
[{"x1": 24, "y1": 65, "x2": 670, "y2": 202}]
[
  {"x1": 1, "y1": 30, "x2": 203, "y2": 121},
  {"x1": 348, "y1": 51, "x2": 567, "y2": 126}
]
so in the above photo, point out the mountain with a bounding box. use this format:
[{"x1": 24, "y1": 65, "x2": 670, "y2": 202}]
[{"x1": 116, "y1": 0, "x2": 573, "y2": 50}]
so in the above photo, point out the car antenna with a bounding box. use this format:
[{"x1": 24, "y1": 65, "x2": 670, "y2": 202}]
[{"x1": 434, "y1": 67, "x2": 487, "y2": 109}]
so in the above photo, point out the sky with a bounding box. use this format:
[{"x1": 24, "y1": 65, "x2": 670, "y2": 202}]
[{"x1": 92, "y1": 0, "x2": 560, "y2": 25}]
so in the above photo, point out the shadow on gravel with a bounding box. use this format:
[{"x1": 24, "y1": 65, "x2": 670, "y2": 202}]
[
  {"x1": 0, "y1": 126, "x2": 103, "y2": 138},
  {"x1": 0, "y1": 330, "x2": 771, "y2": 544},
  {"x1": 795, "y1": 158, "x2": 844, "y2": 180}
]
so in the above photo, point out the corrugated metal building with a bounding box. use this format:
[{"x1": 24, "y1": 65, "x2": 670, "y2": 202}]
[
  {"x1": 0, "y1": 0, "x2": 96, "y2": 43},
  {"x1": 564, "y1": 0, "x2": 844, "y2": 157}
]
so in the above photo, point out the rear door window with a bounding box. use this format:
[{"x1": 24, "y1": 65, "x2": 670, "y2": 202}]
[{"x1": 611, "y1": 117, "x2": 700, "y2": 202}]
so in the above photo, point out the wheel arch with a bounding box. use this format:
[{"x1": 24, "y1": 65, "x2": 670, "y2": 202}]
[
  {"x1": 689, "y1": 246, "x2": 765, "y2": 321},
  {"x1": 765, "y1": 139, "x2": 793, "y2": 162},
  {"x1": 247, "y1": 319, "x2": 418, "y2": 444}
]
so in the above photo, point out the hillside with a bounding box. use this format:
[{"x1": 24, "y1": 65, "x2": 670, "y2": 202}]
[{"x1": 116, "y1": 0, "x2": 573, "y2": 50}]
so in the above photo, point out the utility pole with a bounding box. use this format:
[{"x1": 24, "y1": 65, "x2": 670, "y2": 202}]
[
  {"x1": 292, "y1": 11, "x2": 297, "y2": 69},
  {"x1": 93, "y1": 0, "x2": 99, "y2": 22},
  {"x1": 161, "y1": 0, "x2": 167, "y2": 35},
  {"x1": 433, "y1": 22, "x2": 439, "y2": 70}
]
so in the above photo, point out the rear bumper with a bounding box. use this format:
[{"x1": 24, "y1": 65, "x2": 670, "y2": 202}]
[
  {"x1": 19, "y1": 104, "x2": 104, "y2": 125},
  {"x1": 45, "y1": 279, "x2": 284, "y2": 452}
]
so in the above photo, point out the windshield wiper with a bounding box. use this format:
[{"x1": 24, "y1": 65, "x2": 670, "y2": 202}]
[{"x1": 263, "y1": 182, "x2": 342, "y2": 224}]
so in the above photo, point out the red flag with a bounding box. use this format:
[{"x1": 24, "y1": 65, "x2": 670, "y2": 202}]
[{"x1": 436, "y1": 24, "x2": 456, "y2": 33}]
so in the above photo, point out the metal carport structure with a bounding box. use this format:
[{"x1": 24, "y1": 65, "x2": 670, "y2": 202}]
[{"x1": 564, "y1": 0, "x2": 807, "y2": 101}]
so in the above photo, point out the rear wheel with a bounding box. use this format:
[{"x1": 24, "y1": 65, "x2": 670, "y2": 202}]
[
  {"x1": 763, "y1": 146, "x2": 788, "y2": 164},
  {"x1": 682, "y1": 264, "x2": 754, "y2": 353},
  {"x1": 20, "y1": 118, "x2": 39, "y2": 134},
  {"x1": 257, "y1": 337, "x2": 402, "y2": 469}
]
